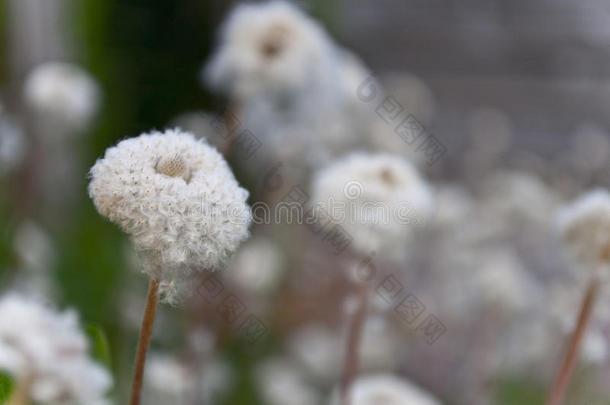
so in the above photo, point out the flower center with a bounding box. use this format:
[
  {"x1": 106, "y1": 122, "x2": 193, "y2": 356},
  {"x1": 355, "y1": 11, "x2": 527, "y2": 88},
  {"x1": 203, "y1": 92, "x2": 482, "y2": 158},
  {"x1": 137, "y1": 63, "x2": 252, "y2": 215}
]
[
  {"x1": 380, "y1": 168, "x2": 397, "y2": 186},
  {"x1": 260, "y1": 24, "x2": 290, "y2": 59},
  {"x1": 156, "y1": 154, "x2": 190, "y2": 182}
]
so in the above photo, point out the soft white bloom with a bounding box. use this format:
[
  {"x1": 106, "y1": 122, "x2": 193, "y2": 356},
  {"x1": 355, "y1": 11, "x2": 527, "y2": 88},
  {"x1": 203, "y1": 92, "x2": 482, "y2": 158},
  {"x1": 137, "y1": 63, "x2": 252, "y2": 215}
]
[
  {"x1": 256, "y1": 357, "x2": 321, "y2": 405},
  {"x1": 331, "y1": 374, "x2": 441, "y2": 405},
  {"x1": 0, "y1": 294, "x2": 112, "y2": 405},
  {"x1": 144, "y1": 352, "x2": 233, "y2": 405},
  {"x1": 359, "y1": 317, "x2": 401, "y2": 372},
  {"x1": 205, "y1": 1, "x2": 336, "y2": 99},
  {"x1": 13, "y1": 221, "x2": 56, "y2": 299},
  {"x1": 480, "y1": 170, "x2": 559, "y2": 225},
  {"x1": 24, "y1": 62, "x2": 100, "y2": 132},
  {"x1": 556, "y1": 189, "x2": 610, "y2": 264},
  {"x1": 145, "y1": 354, "x2": 191, "y2": 398},
  {"x1": 204, "y1": 1, "x2": 369, "y2": 167},
  {"x1": 226, "y1": 237, "x2": 283, "y2": 294},
  {"x1": 88, "y1": 129, "x2": 251, "y2": 301},
  {"x1": 470, "y1": 249, "x2": 535, "y2": 312},
  {"x1": 581, "y1": 326, "x2": 608, "y2": 365},
  {"x1": 288, "y1": 324, "x2": 343, "y2": 382},
  {"x1": 288, "y1": 318, "x2": 399, "y2": 384},
  {"x1": 13, "y1": 221, "x2": 53, "y2": 272},
  {"x1": 312, "y1": 153, "x2": 434, "y2": 254}
]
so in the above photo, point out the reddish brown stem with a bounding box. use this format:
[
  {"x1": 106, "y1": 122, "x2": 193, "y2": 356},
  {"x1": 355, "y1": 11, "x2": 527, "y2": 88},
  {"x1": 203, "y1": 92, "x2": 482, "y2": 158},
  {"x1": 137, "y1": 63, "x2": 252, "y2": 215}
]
[
  {"x1": 129, "y1": 278, "x2": 160, "y2": 405},
  {"x1": 547, "y1": 273, "x2": 600, "y2": 405},
  {"x1": 339, "y1": 281, "x2": 368, "y2": 405},
  {"x1": 219, "y1": 101, "x2": 240, "y2": 158}
]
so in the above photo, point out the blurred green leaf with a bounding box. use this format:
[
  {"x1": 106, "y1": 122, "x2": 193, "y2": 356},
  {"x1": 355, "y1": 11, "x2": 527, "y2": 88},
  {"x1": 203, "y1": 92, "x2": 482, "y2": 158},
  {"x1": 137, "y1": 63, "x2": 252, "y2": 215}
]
[
  {"x1": 495, "y1": 376, "x2": 545, "y2": 405},
  {"x1": 86, "y1": 323, "x2": 112, "y2": 368},
  {"x1": 0, "y1": 371, "x2": 14, "y2": 403}
]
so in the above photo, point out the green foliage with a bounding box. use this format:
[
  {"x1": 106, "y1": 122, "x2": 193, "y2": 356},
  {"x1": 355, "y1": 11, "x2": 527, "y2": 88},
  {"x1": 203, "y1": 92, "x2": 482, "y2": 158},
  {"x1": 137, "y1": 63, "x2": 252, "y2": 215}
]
[
  {"x1": 495, "y1": 376, "x2": 546, "y2": 405},
  {"x1": 86, "y1": 323, "x2": 112, "y2": 368},
  {"x1": 54, "y1": 205, "x2": 124, "y2": 323},
  {"x1": 0, "y1": 371, "x2": 14, "y2": 404}
]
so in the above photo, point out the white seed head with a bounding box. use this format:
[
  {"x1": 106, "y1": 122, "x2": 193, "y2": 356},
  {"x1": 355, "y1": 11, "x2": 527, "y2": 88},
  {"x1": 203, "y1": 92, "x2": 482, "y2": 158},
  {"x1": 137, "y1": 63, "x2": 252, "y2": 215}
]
[
  {"x1": 24, "y1": 62, "x2": 100, "y2": 132},
  {"x1": 204, "y1": 1, "x2": 336, "y2": 99},
  {"x1": 144, "y1": 352, "x2": 233, "y2": 404},
  {"x1": 312, "y1": 153, "x2": 434, "y2": 255},
  {"x1": 288, "y1": 325, "x2": 342, "y2": 382},
  {"x1": 0, "y1": 293, "x2": 112, "y2": 405},
  {"x1": 88, "y1": 128, "x2": 252, "y2": 291},
  {"x1": 256, "y1": 357, "x2": 321, "y2": 405},
  {"x1": 331, "y1": 374, "x2": 441, "y2": 405},
  {"x1": 557, "y1": 188, "x2": 610, "y2": 264}
]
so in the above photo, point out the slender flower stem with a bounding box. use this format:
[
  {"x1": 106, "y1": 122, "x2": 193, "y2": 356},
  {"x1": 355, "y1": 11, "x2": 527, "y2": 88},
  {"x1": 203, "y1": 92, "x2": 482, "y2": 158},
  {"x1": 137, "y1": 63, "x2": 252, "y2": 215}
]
[
  {"x1": 219, "y1": 100, "x2": 240, "y2": 158},
  {"x1": 340, "y1": 280, "x2": 368, "y2": 405},
  {"x1": 129, "y1": 278, "x2": 160, "y2": 405},
  {"x1": 547, "y1": 271, "x2": 600, "y2": 405}
]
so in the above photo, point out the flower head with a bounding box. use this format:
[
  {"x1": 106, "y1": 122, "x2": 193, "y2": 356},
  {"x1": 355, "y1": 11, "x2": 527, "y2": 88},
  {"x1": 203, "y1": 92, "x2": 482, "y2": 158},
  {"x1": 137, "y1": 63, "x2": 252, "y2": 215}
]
[
  {"x1": 24, "y1": 62, "x2": 100, "y2": 132},
  {"x1": 557, "y1": 188, "x2": 610, "y2": 264},
  {"x1": 143, "y1": 352, "x2": 233, "y2": 404},
  {"x1": 312, "y1": 153, "x2": 434, "y2": 254},
  {"x1": 88, "y1": 129, "x2": 251, "y2": 297},
  {"x1": 256, "y1": 357, "x2": 321, "y2": 405},
  {"x1": 204, "y1": 1, "x2": 336, "y2": 99},
  {"x1": 0, "y1": 293, "x2": 112, "y2": 405},
  {"x1": 333, "y1": 374, "x2": 441, "y2": 405}
]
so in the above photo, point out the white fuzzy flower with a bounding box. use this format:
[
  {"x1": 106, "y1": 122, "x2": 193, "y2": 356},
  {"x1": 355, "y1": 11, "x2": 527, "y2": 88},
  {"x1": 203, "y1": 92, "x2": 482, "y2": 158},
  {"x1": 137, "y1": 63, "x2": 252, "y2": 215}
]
[
  {"x1": 470, "y1": 248, "x2": 535, "y2": 312},
  {"x1": 312, "y1": 153, "x2": 434, "y2": 254},
  {"x1": 359, "y1": 317, "x2": 401, "y2": 372},
  {"x1": 88, "y1": 129, "x2": 251, "y2": 299},
  {"x1": 144, "y1": 352, "x2": 233, "y2": 404},
  {"x1": 226, "y1": 237, "x2": 284, "y2": 294},
  {"x1": 0, "y1": 293, "x2": 112, "y2": 405},
  {"x1": 288, "y1": 325, "x2": 343, "y2": 383},
  {"x1": 24, "y1": 62, "x2": 100, "y2": 132},
  {"x1": 481, "y1": 171, "x2": 559, "y2": 225},
  {"x1": 13, "y1": 221, "x2": 56, "y2": 299},
  {"x1": 204, "y1": 2, "x2": 368, "y2": 168},
  {"x1": 256, "y1": 357, "x2": 321, "y2": 405},
  {"x1": 331, "y1": 374, "x2": 441, "y2": 405},
  {"x1": 556, "y1": 189, "x2": 610, "y2": 264},
  {"x1": 205, "y1": 1, "x2": 336, "y2": 99}
]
